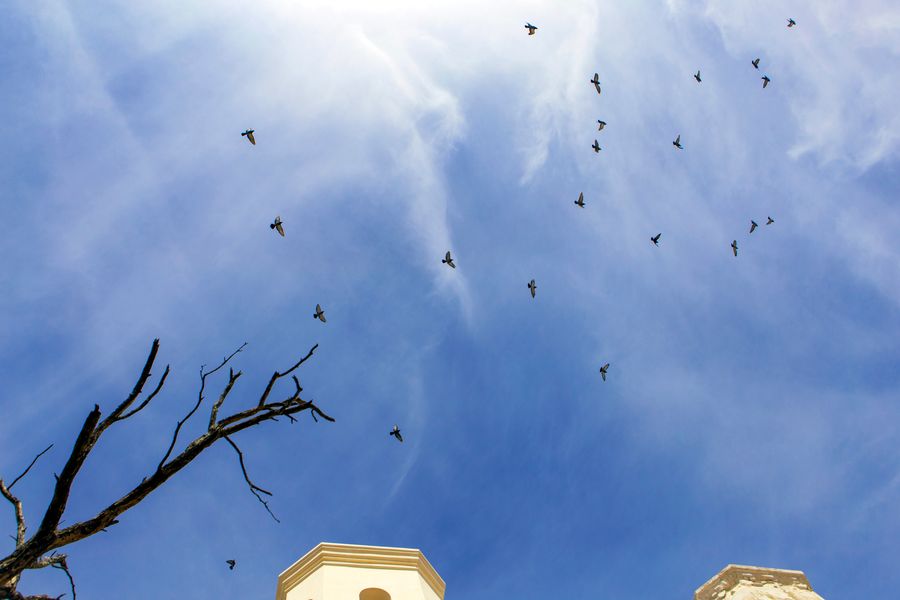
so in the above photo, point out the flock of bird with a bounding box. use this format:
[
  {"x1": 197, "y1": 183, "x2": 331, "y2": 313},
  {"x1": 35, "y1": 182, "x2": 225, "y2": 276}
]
[
  {"x1": 520, "y1": 18, "x2": 791, "y2": 381},
  {"x1": 223, "y1": 15, "x2": 798, "y2": 571}
]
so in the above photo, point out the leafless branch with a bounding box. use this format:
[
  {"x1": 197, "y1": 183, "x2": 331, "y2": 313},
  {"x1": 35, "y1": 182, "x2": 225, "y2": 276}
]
[
  {"x1": 158, "y1": 343, "x2": 246, "y2": 470},
  {"x1": 8, "y1": 445, "x2": 54, "y2": 491},
  {"x1": 223, "y1": 436, "x2": 278, "y2": 523},
  {"x1": 257, "y1": 344, "x2": 318, "y2": 407},
  {"x1": 36, "y1": 406, "x2": 101, "y2": 541},
  {"x1": 306, "y1": 401, "x2": 334, "y2": 424},
  {"x1": 27, "y1": 552, "x2": 74, "y2": 599},
  {"x1": 97, "y1": 340, "x2": 160, "y2": 434},
  {"x1": 0, "y1": 339, "x2": 333, "y2": 597},
  {"x1": 0, "y1": 480, "x2": 26, "y2": 547},
  {"x1": 208, "y1": 368, "x2": 242, "y2": 430},
  {"x1": 50, "y1": 556, "x2": 75, "y2": 600},
  {"x1": 118, "y1": 365, "x2": 170, "y2": 421}
]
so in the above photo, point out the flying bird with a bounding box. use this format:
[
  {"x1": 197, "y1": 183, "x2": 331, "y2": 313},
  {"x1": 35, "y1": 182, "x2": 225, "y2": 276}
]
[
  {"x1": 270, "y1": 216, "x2": 284, "y2": 236},
  {"x1": 442, "y1": 251, "x2": 456, "y2": 268},
  {"x1": 528, "y1": 279, "x2": 537, "y2": 298},
  {"x1": 673, "y1": 134, "x2": 683, "y2": 149},
  {"x1": 390, "y1": 425, "x2": 403, "y2": 443},
  {"x1": 767, "y1": 216, "x2": 775, "y2": 225},
  {"x1": 750, "y1": 220, "x2": 758, "y2": 234},
  {"x1": 651, "y1": 233, "x2": 661, "y2": 246},
  {"x1": 241, "y1": 129, "x2": 255, "y2": 145},
  {"x1": 752, "y1": 58, "x2": 760, "y2": 69},
  {"x1": 762, "y1": 75, "x2": 771, "y2": 88},
  {"x1": 590, "y1": 73, "x2": 602, "y2": 95},
  {"x1": 592, "y1": 140, "x2": 601, "y2": 153},
  {"x1": 313, "y1": 304, "x2": 326, "y2": 323},
  {"x1": 597, "y1": 120, "x2": 607, "y2": 131},
  {"x1": 574, "y1": 192, "x2": 585, "y2": 208},
  {"x1": 525, "y1": 23, "x2": 538, "y2": 35},
  {"x1": 226, "y1": 560, "x2": 236, "y2": 571},
  {"x1": 787, "y1": 18, "x2": 796, "y2": 27},
  {"x1": 599, "y1": 363, "x2": 610, "y2": 382},
  {"x1": 694, "y1": 70, "x2": 702, "y2": 83},
  {"x1": 731, "y1": 240, "x2": 738, "y2": 257}
]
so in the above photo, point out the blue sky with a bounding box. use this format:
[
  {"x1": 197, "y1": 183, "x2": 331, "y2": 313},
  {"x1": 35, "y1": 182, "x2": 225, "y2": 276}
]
[{"x1": 2, "y1": 1, "x2": 899, "y2": 598}]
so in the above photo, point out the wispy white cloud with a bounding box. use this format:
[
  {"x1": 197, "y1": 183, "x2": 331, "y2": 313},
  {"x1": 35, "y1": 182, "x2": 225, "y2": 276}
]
[
  {"x1": 2, "y1": 1, "x2": 900, "y2": 598},
  {"x1": 695, "y1": 0, "x2": 900, "y2": 171}
]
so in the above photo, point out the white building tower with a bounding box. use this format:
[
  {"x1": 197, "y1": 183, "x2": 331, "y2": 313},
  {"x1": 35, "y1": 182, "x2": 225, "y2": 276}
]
[
  {"x1": 276, "y1": 543, "x2": 445, "y2": 600},
  {"x1": 695, "y1": 564, "x2": 825, "y2": 600},
  {"x1": 277, "y1": 544, "x2": 825, "y2": 600}
]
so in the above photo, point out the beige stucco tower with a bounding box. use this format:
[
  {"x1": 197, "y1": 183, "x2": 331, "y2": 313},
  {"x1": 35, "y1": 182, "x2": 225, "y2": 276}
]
[
  {"x1": 276, "y1": 543, "x2": 445, "y2": 600},
  {"x1": 695, "y1": 564, "x2": 825, "y2": 600},
  {"x1": 277, "y1": 545, "x2": 824, "y2": 600}
]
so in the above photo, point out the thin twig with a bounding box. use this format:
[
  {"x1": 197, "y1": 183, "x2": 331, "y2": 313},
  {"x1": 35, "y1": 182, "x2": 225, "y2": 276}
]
[
  {"x1": 97, "y1": 340, "x2": 160, "y2": 433},
  {"x1": 257, "y1": 344, "x2": 318, "y2": 407},
  {"x1": 158, "y1": 343, "x2": 246, "y2": 470},
  {"x1": 305, "y1": 401, "x2": 335, "y2": 424},
  {"x1": 9, "y1": 445, "x2": 54, "y2": 490},
  {"x1": 0, "y1": 480, "x2": 26, "y2": 546},
  {"x1": 223, "y1": 436, "x2": 279, "y2": 523},
  {"x1": 118, "y1": 365, "x2": 170, "y2": 421},
  {"x1": 208, "y1": 368, "x2": 242, "y2": 430},
  {"x1": 50, "y1": 556, "x2": 75, "y2": 600}
]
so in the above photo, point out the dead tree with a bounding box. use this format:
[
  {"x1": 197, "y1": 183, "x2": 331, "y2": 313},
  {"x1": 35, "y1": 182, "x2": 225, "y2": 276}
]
[{"x1": 0, "y1": 339, "x2": 333, "y2": 599}]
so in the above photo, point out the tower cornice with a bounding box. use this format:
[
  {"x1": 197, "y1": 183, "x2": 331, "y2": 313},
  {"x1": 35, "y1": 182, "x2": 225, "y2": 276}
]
[{"x1": 277, "y1": 542, "x2": 446, "y2": 600}]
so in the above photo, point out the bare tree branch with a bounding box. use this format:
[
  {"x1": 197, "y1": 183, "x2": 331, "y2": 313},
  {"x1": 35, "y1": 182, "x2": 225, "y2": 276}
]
[
  {"x1": 118, "y1": 365, "x2": 170, "y2": 421},
  {"x1": 8, "y1": 445, "x2": 54, "y2": 491},
  {"x1": 257, "y1": 344, "x2": 318, "y2": 407},
  {"x1": 97, "y1": 340, "x2": 160, "y2": 433},
  {"x1": 0, "y1": 339, "x2": 333, "y2": 598},
  {"x1": 49, "y1": 556, "x2": 75, "y2": 600},
  {"x1": 0, "y1": 480, "x2": 26, "y2": 547},
  {"x1": 30, "y1": 551, "x2": 75, "y2": 598},
  {"x1": 223, "y1": 436, "x2": 278, "y2": 523},
  {"x1": 36, "y1": 406, "x2": 101, "y2": 543},
  {"x1": 158, "y1": 343, "x2": 246, "y2": 470},
  {"x1": 208, "y1": 368, "x2": 242, "y2": 430}
]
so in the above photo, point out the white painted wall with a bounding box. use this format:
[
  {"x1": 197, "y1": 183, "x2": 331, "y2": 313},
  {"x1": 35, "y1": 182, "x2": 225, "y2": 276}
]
[{"x1": 284, "y1": 564, "x2": 442, "y2": 600}]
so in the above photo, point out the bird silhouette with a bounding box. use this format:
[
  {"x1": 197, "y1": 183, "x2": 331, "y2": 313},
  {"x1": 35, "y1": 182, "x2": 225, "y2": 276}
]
[
  {"x1": 592, "y1": 140, "x2": 601, "y2": 153},
  {"x1": 767, "y1": 216, "x2": 775, "y2": 225},
  {"x1": 270, "y1": 216, "x2": 284, "y2": 236},
  {"x1": 525, "y1": 23, "x2": 538, "y2": 35},
  {"x1": 590, "y1": 73, "x2": 602, "y2": 95},
  {"x1": 750, "y1": 220, "x2": 758, "y2": 234},
  {"x1": 528, "y1": 279, "x2": 537, "y2": 298},
  {"x1": 673, "y1": 135, "x2": 683, "y2": 149},
  {"x1": 651, "y1": 233, "x2": 661, "y2": 246},
  {"x1": 694, "y1": 70, "x2": 702, "y2": 83},
  {"x1": 599, "y1": 363, "x2": 610, "y2": 381},
  {"x1": 574, "y1": 192, "x2": 585, "y2": 208},
  {"x1": 241, "y1": 129, "x2": 256, "y2": 145},
  {"x1": 314, "y1": 304, "x2": 326, "y2": 323},
  {"x1": 226, "y1": 560, "x2": 236, "y2": 570},
  {"x1": 597, "y1": 120, "x2": 607, "y2": 131},
  {"x1": 442, "y1": 251, "x2": 456, "y2": 268},
  {"x1": 732, "y1": 240, "x2": 738, "y2": 257},
  {"x1": 752, "y1": 58, "x2": 760, "y2": 69},
  {"x1": 787, "y1": 18, "x2": 796, "y2": 27},
  {"x1": 390, "y1": 425, "x2": 403, "y2": 443},
  {"x1": 762, "y1": 75, "x2": 771, "y2": 88}
]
